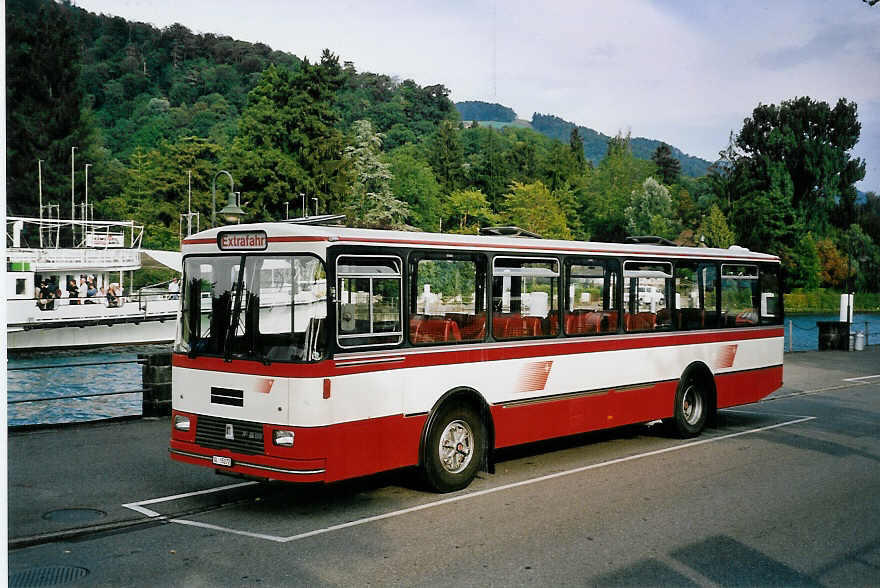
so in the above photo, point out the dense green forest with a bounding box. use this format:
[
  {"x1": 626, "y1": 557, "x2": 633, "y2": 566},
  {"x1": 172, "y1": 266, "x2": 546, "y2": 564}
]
[{"x1": 6, "y1": 0, "x2": 879, "y2": 294}]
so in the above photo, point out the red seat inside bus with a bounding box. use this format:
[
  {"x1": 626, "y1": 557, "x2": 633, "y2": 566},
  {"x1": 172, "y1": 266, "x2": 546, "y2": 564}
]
[
  {"x1": 493, "y1": 313, "x2": 553, "y2": 339},
  {"x1": 410, "y1": 315, "x2": 462, "y2": 343},
  {"x1": 566, "y1": 310, "x2": 618, "y2": 334},
  {"x1": 624, "y1": 312, "x2": 657, "y2": 331},
  {"x1": 457, "y1": 314, "x2": 487, "y2": 340},
  {"x1": 566, "y1": 310, "x2": 600, "y2": 334}
]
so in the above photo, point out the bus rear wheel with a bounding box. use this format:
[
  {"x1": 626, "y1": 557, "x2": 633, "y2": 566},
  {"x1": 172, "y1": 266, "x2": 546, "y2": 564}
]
[
  {"x1": 422, "y1": 403, "x2": 486, "y2": 493},
  {"x1": 668, "y1": 372, "x2": 709, "y2": 438}
]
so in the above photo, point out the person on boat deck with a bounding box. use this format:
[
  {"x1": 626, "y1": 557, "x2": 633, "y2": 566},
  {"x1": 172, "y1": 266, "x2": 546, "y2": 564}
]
[
  {"x1": 168, "y1": 276, "x2": 180, "y2": 300},
  {"x1": 68, "y1": 279, "x2": 79, "y2": 305},
  {"x1": 77, "y1": 276, "x2": 87, "y2": 304},
  {"x1": 106, "y1": 283, "x2": 120, "y2": 308},
  {"x1": 58, "y1": 284, "x2": 70, "y2": 305},
  {"x1": 37, "y1": 281, "x2": 54, "y2": 310},
  {"x1": 85, "y1": 279, "x2": 98, "y2": 303}
]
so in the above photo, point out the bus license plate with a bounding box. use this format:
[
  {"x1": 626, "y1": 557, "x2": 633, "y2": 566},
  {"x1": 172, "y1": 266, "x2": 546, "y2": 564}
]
[{"x1": 212, "y1": 455, "x2": 232, "y2": 467}]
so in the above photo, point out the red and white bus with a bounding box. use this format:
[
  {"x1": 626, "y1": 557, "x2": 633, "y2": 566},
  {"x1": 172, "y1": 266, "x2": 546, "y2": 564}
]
[{"x1": 170, "y1": 224, "x2": 783, "y2": 492}]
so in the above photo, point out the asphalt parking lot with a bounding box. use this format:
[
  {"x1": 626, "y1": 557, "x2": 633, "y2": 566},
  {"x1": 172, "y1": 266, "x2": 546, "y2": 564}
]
[{"x1": 8, "y1": 348, "x2": 880, "y2": 586}]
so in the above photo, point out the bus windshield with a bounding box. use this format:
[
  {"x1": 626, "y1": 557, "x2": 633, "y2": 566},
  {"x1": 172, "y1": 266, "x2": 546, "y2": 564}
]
[{"x1": 175, "y1": 254, "x2": 327, "y2": 363}]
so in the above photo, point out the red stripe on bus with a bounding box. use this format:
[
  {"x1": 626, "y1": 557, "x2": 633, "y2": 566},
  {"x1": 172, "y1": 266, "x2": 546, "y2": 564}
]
[
  {"x1": 170, "y1": 364, "x2": 783, "y2": 483},
  {"x1": 182, "y1": 235, "x2": 329, "y2": 245},
  {"x1": 172, "y1": 327, "x2": 784, "y2": 377}
]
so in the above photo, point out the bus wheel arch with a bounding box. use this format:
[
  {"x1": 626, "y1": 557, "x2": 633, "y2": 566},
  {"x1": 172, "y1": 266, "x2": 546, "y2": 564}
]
[
  {"x1": 666, "y1": 362, "x2": 716, "y2": 438},
  {"x1": 419, "y1": 387, "x2": 494, "y2": 493}
]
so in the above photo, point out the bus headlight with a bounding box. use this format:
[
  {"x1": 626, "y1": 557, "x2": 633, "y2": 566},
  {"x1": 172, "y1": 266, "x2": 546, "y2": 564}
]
[
  {"x1": 273, "y1": 429, "x2": 295, "y2": 447},
  {"x1": 174, "y1": 414, "x2": 191, "y2": 432}
]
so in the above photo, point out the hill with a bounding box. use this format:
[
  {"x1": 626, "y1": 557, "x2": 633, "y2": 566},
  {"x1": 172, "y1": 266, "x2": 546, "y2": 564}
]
[
  {"x1": 529, "y1": 113, "x2": 711, "y2": 177},
  {"x1": 456, "y1": 102, "x2": 712, "y2": 177}
]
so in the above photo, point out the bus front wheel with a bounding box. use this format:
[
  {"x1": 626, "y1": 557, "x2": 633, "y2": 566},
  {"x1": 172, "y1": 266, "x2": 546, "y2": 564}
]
[
  {"x1": 668, "y1": 372, "x2": 709, "y2": 438},
  {"x1": 422, "y1": 403, "x2": 486, "y2": 493}
]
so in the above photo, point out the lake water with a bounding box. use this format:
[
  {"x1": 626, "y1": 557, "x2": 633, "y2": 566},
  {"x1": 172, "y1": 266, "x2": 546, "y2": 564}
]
[
  {"x1": 7, "y1": 313, "x2": 880, "y2": 426},
  {"x1": 7, "y1": 344, "x2": 170, "y2": 427},
  {"x1": 785, "y1": 312, "x2": 880, "y2": 352}
]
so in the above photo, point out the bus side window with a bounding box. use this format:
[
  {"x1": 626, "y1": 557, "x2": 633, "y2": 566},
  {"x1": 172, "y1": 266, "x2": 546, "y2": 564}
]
[
  {"x1": 492, "y1": 257, "x2": 559, "y2": 340},
  {"x1": 623, "y1": 261, "x2": 673, "y2": 332},
  {"x1": 410, "y1": 255, "x2": 486, "y2": 344},
  {"x1": 759, "y1": 264, "x2": 782, "y2": 325},
  {"x1": 564, "y1": 259, "x2": 619, "y2": 335},
  {"x1": 336, "y1": 255, "x2": 403, "y2": 348},
  {"x1": 721, "y1": 264, "x2": 759, "y2": 327},
  {"x1": 674, "y1": 262, "x2": 717, "y2": 330}
]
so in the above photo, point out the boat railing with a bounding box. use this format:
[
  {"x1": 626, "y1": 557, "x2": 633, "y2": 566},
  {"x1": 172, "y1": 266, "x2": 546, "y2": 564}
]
[
  {"x1": 7, "y1": 247, "x2": 141, "y2": 269},
  {"x1": 7, "y1": 216, "x2": 144, "y2": 250},
  {"x1": 8, "y1": 290, "x2": 179, "y2": 326}
]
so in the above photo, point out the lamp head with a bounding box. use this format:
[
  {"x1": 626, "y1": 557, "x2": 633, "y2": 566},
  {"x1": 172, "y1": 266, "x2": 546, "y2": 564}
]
[{"x1": 219, "y1": 191, "x2": 244, "y2": 223}]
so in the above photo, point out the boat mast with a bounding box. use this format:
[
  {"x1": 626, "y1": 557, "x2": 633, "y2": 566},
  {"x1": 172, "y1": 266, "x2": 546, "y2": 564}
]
[
  {"x1": 38, "y1": 159, "x2": 44, "y2": 247},
  {"x1": 71, "y1": 146, "x2": 77, "y2": 246}
]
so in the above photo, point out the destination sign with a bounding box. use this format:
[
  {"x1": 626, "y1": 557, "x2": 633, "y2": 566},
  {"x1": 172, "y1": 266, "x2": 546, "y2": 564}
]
[{"x1": 217, "y1": 230, "x2": 268, "y2": 251}]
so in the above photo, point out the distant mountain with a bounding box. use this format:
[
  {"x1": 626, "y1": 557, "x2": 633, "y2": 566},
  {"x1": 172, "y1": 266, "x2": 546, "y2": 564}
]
[
  {"x1": 530, "y1": 113, "x2": 712, "y2": 178},
  {"x1": 456, "y1": 102, "x2": 712, "y2": 178},
  {"x1": 456, "y1": 101, "x2": 516, "y2": 123}
]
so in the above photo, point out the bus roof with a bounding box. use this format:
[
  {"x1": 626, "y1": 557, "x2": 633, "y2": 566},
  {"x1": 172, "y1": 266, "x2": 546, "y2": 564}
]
[{"x1": 182, "y1": 222, "x2": 780, "y2": 263}]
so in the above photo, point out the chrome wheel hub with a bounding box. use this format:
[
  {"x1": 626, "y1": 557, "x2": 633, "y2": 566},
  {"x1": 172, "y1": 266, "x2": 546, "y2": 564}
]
[
  {"x1": 682, "y1": 384, "x2": 703, "y2": 425},
  {"x1": 439, "y1": 419, "x2": 474, "y2": 474}
]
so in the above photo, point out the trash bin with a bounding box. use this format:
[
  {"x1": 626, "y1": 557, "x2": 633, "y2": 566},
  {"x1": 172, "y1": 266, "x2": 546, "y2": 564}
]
[
  {"x1": 817, "y1": 321, "x2": 850, "y2": 351},
  {"x1": 855, "y1": 331, "x2": 865, "y2": 351}
]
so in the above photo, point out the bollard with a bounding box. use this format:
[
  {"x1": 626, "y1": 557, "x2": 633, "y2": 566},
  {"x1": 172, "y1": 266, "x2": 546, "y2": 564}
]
[{"x1": 140, "y1": 352, "x2": 172, "y2": 417}]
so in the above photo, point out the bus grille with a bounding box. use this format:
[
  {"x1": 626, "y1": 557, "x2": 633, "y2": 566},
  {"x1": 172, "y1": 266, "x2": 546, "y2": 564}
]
[{"x1": 195, "y1": 416, "x2": 265, "y2": 455}]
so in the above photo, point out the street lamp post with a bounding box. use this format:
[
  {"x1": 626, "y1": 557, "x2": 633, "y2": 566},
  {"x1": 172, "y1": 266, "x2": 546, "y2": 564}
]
[
  {"x1": 84, "y1": 163, "x2": 91, "y2": 223},
  {"x1": 211, "y1": 170, "x2": 244, "y2": 227}
]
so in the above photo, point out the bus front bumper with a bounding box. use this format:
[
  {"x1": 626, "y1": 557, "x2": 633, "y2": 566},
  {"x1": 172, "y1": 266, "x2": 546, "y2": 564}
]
[{"x1": 169, "y1": 441, "x2": 327, "y2": 483}]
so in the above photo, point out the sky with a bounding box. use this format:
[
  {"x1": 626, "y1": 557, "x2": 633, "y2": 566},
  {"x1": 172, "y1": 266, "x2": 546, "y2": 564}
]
[{"x1": 72, "y1": 0, "x2": 880, "y2": 191}]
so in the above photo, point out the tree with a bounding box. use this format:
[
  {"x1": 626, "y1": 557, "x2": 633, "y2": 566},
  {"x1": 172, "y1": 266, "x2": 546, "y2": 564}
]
[
  {"x1": 443, "y1": 189, "x2": 497, "y2": 234},
  {"x1": 841, "y1": 224, "x2": 880, "y2": 292},
  {"x1": 427, "y1": 120, "x2": 464, "y2": 193},
  {"x1": 624, "y1": 177, "x2": 676, "y2": 239},
  {"x1": 583, "y1": 132, "x2": 655, "y2": 242},
  {"x1": 816, "y1": 237, "x2": 848, "y2": 288},
  {"x1": 343, "y1": 119, "x2": 409, "y2": 229},
  {"x1": 734, "y1": 97, "x2": 866, "y2": 234},
  {"x1": 651, "y1": 143, "x2": 681, "y2": 186},
  {"x1": 696, "y1": 204, "x2": 735, "y2": 249},
  {"x1": 730, "y1": 161, "x2": 801, "y2": 270},
  {"x1": 6, "y1": 0, "x2": 99, "y2": 218},
  {"x1": 569, "y1": 127, "x2": 586, "y2": 169},
  {"x1": 227, "y1": 53, "x2": 348, "y2": 220},
  {"x1": 389, "y1": 150, "x2": 442, "y2": 231},
  {"x1": 787, "y1": 233, "x2": 821, "y2": 290},
  {"x1": 501, "y1": 181, "x2": 571, "y2": 240}
]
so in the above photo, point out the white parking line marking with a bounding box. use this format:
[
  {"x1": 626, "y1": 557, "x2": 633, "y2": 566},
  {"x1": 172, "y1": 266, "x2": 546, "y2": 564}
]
[
  {"x1": 843, "y1": 374, "x2": 880, "y2": 382},
  {"x1": 123, "y1": 481, "x2": 259, "y2": 518},
  {"x1": 127, "y1": 415, "x2": 815, "y2": 543}
]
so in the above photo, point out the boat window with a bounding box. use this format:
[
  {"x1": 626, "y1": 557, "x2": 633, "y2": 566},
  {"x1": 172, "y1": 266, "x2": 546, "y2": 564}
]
[{"x1": 175, "y1": 254, "x2": 327, "y2": 362}]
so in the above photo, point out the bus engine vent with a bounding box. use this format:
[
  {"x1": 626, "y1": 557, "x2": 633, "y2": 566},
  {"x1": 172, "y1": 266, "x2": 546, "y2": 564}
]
[
  {"x1": 195, "y1": 416, "x2": 264, "y2": 455},
  {"x1": 211, "y1": 387, "x2": 244, "y2": 407}
]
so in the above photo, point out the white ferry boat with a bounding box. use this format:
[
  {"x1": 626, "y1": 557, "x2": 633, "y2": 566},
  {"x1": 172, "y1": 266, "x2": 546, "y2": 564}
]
[{"x1": 5, "y1": 216, "x2": 181, "y2": 350}]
